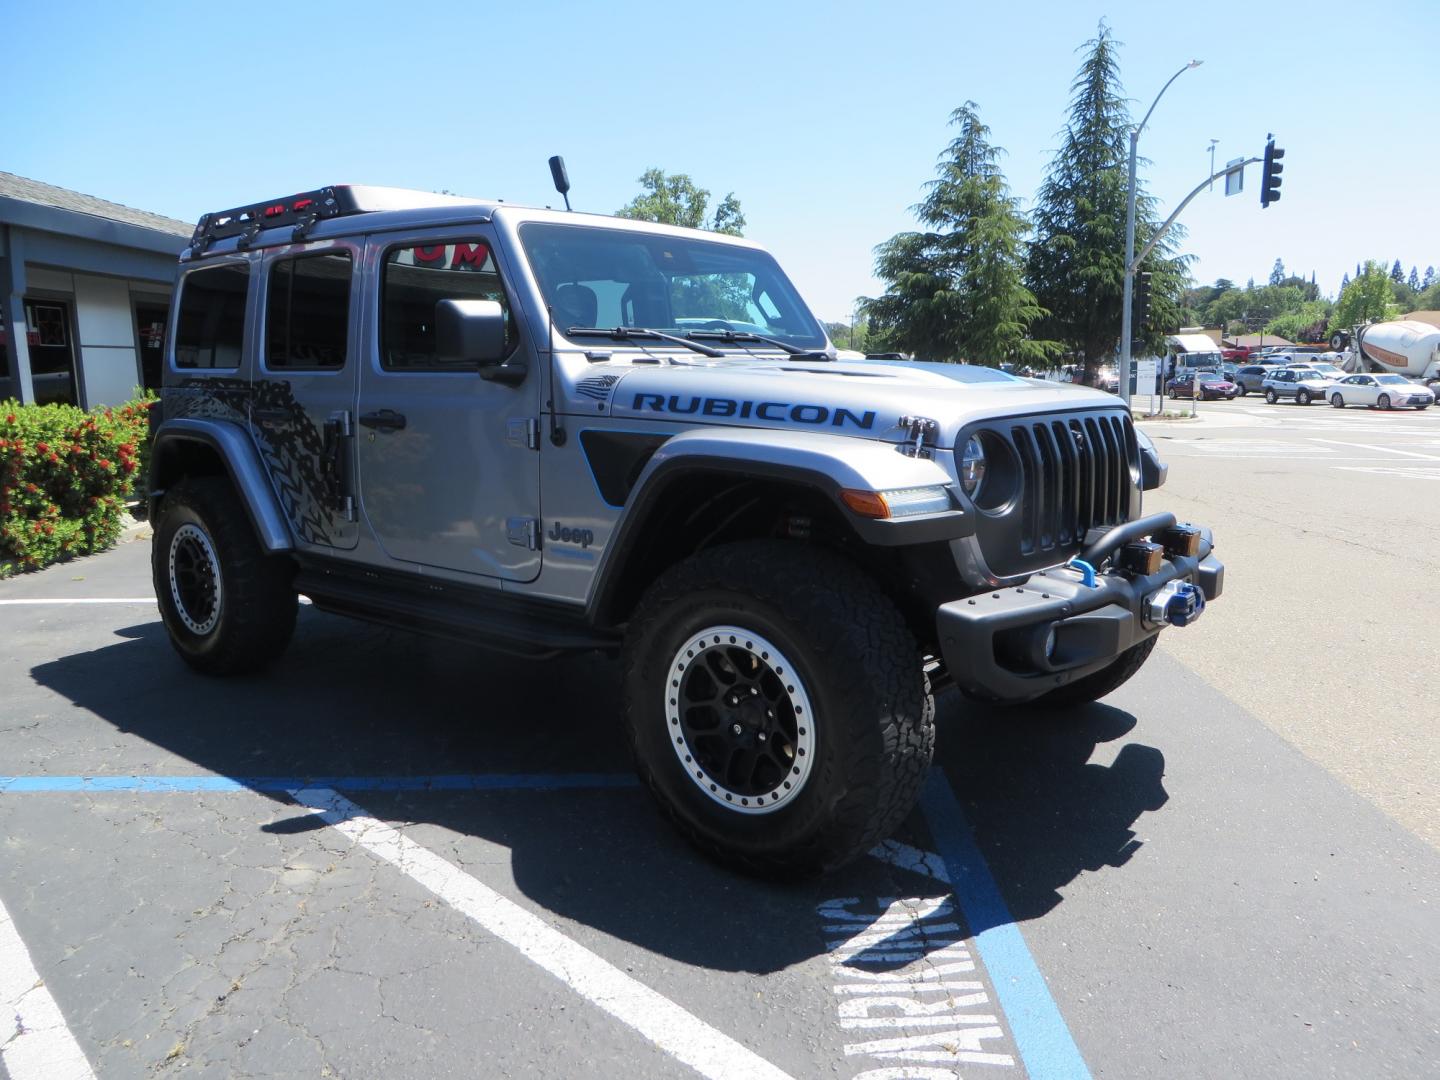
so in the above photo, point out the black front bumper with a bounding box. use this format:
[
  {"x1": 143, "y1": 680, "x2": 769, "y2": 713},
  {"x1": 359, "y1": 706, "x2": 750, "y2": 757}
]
[{"x1": 936, "y1": 518, "x2": 1224, "y2": 703}]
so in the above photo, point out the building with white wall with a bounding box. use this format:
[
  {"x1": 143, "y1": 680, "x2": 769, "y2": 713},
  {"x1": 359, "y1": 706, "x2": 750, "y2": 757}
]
[{"x1": 0, "y1": 172, "x2": 189, "y2": 408}]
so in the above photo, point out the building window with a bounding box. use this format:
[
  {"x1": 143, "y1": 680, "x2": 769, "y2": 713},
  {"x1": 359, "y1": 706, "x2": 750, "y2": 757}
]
[
  {"x1": 175, "y1": 263, "x2": 250, "y2": 369},
  {"x1": 266, "y1": 252, "x2": 352, "y2": 370}
]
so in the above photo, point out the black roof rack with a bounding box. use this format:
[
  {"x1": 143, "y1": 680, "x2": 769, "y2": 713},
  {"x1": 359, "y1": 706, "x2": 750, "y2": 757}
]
[
  {"x1": 189, "y1": 185, "x2": 496, "y2": 255},
  {"x1": 190, "y1": 186, "x2": 366, "y2": 252}
]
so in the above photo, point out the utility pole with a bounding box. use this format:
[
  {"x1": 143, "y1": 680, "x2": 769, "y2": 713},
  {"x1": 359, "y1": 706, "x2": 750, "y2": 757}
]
[{"x1": 1121, "y1": 60, "x2": 1203, "y2": 407}]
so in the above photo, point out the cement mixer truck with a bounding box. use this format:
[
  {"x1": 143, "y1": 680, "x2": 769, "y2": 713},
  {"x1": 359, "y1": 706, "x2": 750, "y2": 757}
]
[{"x1": 1332, "y1": 320, "x2": 1440, "y2": 390}]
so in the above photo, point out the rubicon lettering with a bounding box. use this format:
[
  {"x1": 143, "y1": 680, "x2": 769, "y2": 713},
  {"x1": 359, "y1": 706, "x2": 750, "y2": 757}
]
[{"x1": 631, "y1": 393, "x2": 877, "y2": 431}]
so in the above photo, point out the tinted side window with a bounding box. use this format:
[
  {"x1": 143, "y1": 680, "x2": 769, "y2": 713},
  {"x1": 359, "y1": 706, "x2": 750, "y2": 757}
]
[
  {"x1": 175, "y1": 263, "x2": 249, "y2": 369},
  {"x1": 381, "y1": 241, "x2": 511, "y2": 371},
  {"x1": 267, "y1": 253, "x2": 352, "y2": 370}
]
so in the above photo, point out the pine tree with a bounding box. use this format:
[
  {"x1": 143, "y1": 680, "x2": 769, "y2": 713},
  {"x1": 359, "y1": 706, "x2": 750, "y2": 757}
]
[
  {"x1": 864, "y1": 103, "x2": 1054, "y2": 364},
  {"x1": 1408, "y1": 266, "x2": 1420, "y2": 291},
  {"x1": 1270, "y1": 259, "x2": 1285, "y2": 286},
  {"x1": 1390, "y1": 259, "x2": 1404, "y2": 283},
  {"x1": 1424, "y1": 266, "x2": 1436, "y2": 290},
  {"x1": 1341, "y1": 271, "x2": 1350, "y2": 290},
  {"x1": 1026, "y1": 24, "x2": 1187, "y2": 375}
]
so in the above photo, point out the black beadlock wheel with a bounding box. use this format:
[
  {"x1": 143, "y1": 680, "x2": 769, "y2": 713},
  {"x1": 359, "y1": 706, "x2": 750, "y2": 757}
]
[
  {"x1": 152, "y1": 478, "x2": 298, "y2": 675},
  {"x1": 622, "y1": 541, "x2": 934, "y2": 877}
]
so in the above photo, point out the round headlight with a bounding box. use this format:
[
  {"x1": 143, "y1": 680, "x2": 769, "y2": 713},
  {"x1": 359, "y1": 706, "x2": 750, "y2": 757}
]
[{"x1": 960, "y1": 435, "x2": 987, "y2": 497}]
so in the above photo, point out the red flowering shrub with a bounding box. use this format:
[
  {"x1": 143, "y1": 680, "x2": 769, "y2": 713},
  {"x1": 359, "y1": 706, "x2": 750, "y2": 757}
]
[{"x1": 0, "y1": 393, "x2": 155, "y2": 575}]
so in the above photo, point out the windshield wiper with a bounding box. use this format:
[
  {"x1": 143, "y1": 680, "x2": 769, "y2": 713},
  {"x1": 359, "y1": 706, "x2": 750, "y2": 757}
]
[
  {"x1": 685, "y1": 329, "x2": 833, "y2": 361},
  {"x1": 562, "y1": 326, "x2": 725, "y2": 358}
]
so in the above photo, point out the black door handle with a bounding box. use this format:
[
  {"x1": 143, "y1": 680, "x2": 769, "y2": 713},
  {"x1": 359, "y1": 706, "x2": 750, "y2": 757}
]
[{"x1": 359, "y1": 409, "x2": 407, "y2": 431}]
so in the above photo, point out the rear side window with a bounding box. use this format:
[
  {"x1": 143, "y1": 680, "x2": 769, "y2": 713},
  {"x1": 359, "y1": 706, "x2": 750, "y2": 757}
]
[
  {"x1": 266, "y1": 252, "x2": 352, "y2": 370},
  {"x1": 381, "y1": 241, "x2": 511, "y2": 371},
  {"x1": 175, "y1": 263, "x2": 249, "y2": 369}
]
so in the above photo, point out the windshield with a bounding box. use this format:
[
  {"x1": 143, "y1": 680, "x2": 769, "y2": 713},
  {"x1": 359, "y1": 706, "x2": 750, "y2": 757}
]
[
  {"x1": 1310, "y1": 365, "x2": 1342, "y2": 376},
  {"x1": 1375, "y1": 374, "x2": 1408, "y2": 385},
  {"x1": 520, "y1": 223, "x2": 827, "y2": 350},
  {"x1": 1297, "y1": 371, "x2": 1324, "y2": 381},
  {"x1": 1199, "y1": 374, "x2": 1226, "y2": 383}
]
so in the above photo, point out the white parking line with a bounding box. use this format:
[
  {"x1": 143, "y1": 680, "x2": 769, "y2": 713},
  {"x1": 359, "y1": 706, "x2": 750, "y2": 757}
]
[
  {"x1": 288, "y1": 787, "x2": 792, "y2": 1080},
  {"x1": 0, "y1": 598, "x2": 156, "y2": 605},
  {"x1": 0, "y1": 895, "x2": 97, "y2": 1080},
  {"x1": 0, "y1": 597, "x2": 312, "y2": 606},
  {"x1": 1310, "y1": 439, "x2": 1440, "y2": 461}
]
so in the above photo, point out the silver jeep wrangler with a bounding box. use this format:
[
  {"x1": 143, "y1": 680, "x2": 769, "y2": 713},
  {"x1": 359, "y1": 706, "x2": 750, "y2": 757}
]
[{"x1": 149, "y1": 185, "x2": 1223, "y2": 875}]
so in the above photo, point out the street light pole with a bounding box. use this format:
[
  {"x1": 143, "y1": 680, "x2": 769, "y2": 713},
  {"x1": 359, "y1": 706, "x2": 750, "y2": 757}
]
[{"x1": 1120, "y1": 59, "x2": 1202, "y2": 409}]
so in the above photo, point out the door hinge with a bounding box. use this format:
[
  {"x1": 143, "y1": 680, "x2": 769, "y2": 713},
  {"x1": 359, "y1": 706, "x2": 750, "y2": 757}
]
[
  {"x1": 507, "y1": 417, "x2": 540, "y2": 450},
  {"x1": 324, "y1": 410, "x2": 358, "y2": 521},
  {"x1": 506, "y1": 516, "x2": 540, "y2": 550}
]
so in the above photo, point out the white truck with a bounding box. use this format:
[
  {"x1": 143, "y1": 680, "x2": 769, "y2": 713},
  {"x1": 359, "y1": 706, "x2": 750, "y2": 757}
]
[{"x1": 1333, "y1": 320, "x2": 1440, "y2": 390}]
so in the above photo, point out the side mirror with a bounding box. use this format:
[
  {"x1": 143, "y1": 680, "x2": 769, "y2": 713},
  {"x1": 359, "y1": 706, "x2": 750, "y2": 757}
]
[{"x1": 436, "y1": 299, "x2": 508, "y2": 366}]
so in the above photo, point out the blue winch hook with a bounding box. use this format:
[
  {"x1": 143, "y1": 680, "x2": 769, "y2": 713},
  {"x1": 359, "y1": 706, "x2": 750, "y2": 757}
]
[{"x1": 1066, "y1": 557, "x2": 1098, "y2": 588}]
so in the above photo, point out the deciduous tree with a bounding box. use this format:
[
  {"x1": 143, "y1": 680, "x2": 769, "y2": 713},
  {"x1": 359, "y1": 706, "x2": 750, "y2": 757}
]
[
  {"x1": 615, "y1": 169, "x2": 746, "y2": 236},
  {"x1": 1331, "y1": 261, "x2": 1395, "y2": 330}
]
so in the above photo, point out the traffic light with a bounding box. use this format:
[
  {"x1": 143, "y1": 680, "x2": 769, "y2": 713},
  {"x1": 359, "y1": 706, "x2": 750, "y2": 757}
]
[
  {"x1": 1133, "y1": 272, "x2": 1153, "y2": 335},
  {"x1": 1261, "y1": 137, "x2": 1284, "y2": 208}
]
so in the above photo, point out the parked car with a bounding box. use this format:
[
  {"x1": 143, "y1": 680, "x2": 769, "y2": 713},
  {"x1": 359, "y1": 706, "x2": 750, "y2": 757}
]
[
  {"x1": 1262, "y1": 367, "x2": 1341, "y2": 405},
  {"x1": 1167, "y1": 372, "x2": 1239, "y2": 400},
  {"x1": 1290, "y1": 362, "x2": 1347, "y2": 381},
  {"x1": 1233, "y1": 364, "x2": 1278, "y2": 395},
  {"x1": 1328, "y1": 373, "x2": 1434, "y2": 411}
]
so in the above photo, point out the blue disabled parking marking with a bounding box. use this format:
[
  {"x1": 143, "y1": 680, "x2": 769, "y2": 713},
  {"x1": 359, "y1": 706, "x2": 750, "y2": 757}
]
[
  {"x1": 3, "y1": 767, "x2": 1089, "y2": 1077},
  {"x1": 0, "y1": 773, "x2": 641, "y2": 793},
  {"x1": 921, "y1": 770, "x2": 1092, "y2": 1080}
]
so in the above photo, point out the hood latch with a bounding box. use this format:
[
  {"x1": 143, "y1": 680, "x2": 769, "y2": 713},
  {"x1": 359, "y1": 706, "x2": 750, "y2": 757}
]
[{"x1": 897, "y1": 415, "x2": 940, "y2": 459}]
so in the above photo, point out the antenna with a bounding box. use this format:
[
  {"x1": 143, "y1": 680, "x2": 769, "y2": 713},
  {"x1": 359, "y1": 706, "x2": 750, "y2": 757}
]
[{"x1": 548, "y1": 156, "x2": 572, "y2": 211}]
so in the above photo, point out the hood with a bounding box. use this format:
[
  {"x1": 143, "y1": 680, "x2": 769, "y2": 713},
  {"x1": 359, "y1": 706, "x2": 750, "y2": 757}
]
[{"x1": 564, "y1": 355, "x2": 1122, "y2": 446}]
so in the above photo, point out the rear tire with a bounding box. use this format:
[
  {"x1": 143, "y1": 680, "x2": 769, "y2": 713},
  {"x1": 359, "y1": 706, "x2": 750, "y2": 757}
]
[
  {"x1": 1378, "y1": 394, "x2": 1391, "y2": 410},
  {"x1": 152, "y1": 478, "x2": 297, "y2": 675},
  {"x1": 1034, "y1": 635, "x2": 1159, "y2": 708},
  {"x1": 622, "y1": 541, "x2": 934, "y2": 877}
]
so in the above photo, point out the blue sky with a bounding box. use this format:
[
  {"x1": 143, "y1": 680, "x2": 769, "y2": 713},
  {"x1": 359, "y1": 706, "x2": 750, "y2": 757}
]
[{"x1": 5, "y1": 0, "x2": 1435, "y2": 322}]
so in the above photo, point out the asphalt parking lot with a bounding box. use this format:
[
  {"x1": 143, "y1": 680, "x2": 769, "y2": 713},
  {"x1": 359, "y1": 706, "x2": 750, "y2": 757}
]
[{"x1": 3, "y1": 401, "x2": 1439, "y2": 1080}]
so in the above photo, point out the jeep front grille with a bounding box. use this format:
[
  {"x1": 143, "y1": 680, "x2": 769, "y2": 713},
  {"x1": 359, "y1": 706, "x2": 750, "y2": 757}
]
[
  {"x1": 966, "y1": 409, "x2": 1140, "y2": 577},
  {"x1": 1010, "y1": 413, "x2": 1133, "y2": 554}
]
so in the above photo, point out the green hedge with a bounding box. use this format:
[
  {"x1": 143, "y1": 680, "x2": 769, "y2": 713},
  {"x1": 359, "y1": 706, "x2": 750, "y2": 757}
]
[{"x1": 0, "y1": 395, "x2": 154, "y2": 575}]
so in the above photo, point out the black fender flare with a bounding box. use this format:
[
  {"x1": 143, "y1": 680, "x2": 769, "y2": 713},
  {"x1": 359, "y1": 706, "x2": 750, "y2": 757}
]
[{"x1": 149, "y1": 418, "x2": 294, "y2": 553}]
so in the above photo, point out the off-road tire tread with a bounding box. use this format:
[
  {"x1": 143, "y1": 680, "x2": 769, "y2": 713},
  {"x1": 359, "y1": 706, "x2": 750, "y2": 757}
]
[
  {"x1": 153, "y1": 477, "x2": 297, "y2": 675},
  {"x1": 1036, "y1": 633, "x2": 1158, "y2": 708},
  {"x1": 623, "y1": 541, "x2": 934, "y2": 877}
]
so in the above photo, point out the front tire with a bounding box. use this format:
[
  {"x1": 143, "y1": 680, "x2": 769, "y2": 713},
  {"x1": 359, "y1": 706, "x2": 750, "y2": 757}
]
[
  {"x1": 1331, "y1": 394, "x2": 1345, "y2": 408},
  {"x1": 152, "y1": 478, "x2": 298, "y2": 675},
  {"x1": 1034, "y1": 635, "x2": 1159, "y2": 708},
  {"x1": 1378, "y1": 394, "x2": 1391, "y2": 410},
  {"x1": 622, "y1": 542, "x2": 934, "y2": 876},
  {"x1": 1296, "y1": 389, "x2": 1311, "y2": 405},
  {"x1": 1265, "y1": 389, "x2": 1278, "y2": 404}
]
